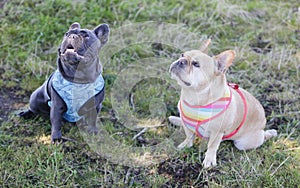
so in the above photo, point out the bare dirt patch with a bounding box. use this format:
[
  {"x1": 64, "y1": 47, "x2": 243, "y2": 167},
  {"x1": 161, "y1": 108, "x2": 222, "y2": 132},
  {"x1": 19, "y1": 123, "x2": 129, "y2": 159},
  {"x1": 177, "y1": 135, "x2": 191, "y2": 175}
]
[{"x1": 0, "y1": 88, "x2": 26, "y2": 124}]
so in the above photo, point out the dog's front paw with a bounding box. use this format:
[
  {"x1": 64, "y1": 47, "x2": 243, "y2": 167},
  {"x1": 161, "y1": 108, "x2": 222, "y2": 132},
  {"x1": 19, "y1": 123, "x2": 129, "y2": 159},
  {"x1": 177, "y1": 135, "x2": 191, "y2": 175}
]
[
  {"x1": 202, "y1": 153, "x2": 217, "y2": 168},
  {"x1": 87, "y1": 125, "x2": 99, "y2": 135},
  {"x1": 264, "y1": 129, "x2": 277, "y2": 141},
  {"x1": 51, "y1": 136, "x2": 76, "y2": 144},
  {"x1": 51, "y1": 131, "x2": 62, "y2": 143},
  {"x1": 177, "y1": 137, "x2": 194, "y2": 149}
]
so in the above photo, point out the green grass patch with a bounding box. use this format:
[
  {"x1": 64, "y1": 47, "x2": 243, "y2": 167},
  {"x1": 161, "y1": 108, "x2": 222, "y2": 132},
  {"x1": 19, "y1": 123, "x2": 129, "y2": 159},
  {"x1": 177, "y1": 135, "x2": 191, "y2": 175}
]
[{"x1": 0, "y1": 0, "x2": 299, "y2": 187}]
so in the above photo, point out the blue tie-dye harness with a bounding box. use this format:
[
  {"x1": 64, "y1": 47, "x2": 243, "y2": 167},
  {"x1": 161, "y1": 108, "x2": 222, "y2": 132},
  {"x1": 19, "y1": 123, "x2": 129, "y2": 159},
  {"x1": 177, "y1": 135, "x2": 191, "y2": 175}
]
[{"x1": 48, "y1": 70, "x2": 104, "y2": 122}]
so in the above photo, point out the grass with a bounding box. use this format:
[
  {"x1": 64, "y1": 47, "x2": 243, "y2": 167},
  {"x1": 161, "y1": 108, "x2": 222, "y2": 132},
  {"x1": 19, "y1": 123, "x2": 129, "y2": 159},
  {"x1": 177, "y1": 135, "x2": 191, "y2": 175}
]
[{"x1": 0, "y1": 0, "x2": 299, "y2": 187}]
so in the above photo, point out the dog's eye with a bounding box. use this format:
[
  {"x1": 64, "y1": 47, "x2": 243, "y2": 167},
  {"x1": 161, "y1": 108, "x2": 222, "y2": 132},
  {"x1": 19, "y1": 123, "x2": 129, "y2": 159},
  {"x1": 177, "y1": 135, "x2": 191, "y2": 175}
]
[
  {"x1": 79, "y1": 31, "x2": 89, "y2": 39},
  {"x1": 79, "y1": 31, "x2": 89, "y2": 38},
  {"x1": 192, "y1": 61, "x2": 200, "y2": 68},
  {"x1": 65, "y1": 32, "x2": 69, "y2": 36}
]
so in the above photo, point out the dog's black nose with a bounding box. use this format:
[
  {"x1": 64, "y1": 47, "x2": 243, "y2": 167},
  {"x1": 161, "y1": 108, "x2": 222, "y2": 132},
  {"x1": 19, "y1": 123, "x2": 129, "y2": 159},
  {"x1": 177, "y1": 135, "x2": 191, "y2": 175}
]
[{"x1": 68, "y1": 34, "x2": 78, "y2": 39}]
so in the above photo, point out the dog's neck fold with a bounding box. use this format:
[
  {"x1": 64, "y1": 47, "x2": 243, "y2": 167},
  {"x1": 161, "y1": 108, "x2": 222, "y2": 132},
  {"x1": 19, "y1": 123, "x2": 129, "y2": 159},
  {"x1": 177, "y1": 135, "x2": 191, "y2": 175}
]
[
  {"x1": 181, "y1": 75, "x2": 227, "y2": 106},
  {"x1": 58, "y1": 57, "x2": 102, "y2": 84}
]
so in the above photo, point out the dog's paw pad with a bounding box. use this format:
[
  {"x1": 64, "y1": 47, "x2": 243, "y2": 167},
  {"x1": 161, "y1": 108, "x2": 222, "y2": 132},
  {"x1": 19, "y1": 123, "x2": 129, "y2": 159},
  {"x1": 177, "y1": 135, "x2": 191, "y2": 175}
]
[{"x1": 202, "y1": 158, "x2": 217, "y2": 168}]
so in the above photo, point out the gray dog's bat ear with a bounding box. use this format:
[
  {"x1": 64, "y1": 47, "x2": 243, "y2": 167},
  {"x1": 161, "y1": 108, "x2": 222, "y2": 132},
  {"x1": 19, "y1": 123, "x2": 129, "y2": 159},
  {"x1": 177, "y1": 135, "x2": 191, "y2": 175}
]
[
  {"x1": 94, "y1": 24, "x2": 110, "y2": 45},
  {"x1": 200, "y1": 38, "x2": 211, "y2": 53},
  {"x1": 69, "y1": 22, "x2": 80, "y2": 30}
]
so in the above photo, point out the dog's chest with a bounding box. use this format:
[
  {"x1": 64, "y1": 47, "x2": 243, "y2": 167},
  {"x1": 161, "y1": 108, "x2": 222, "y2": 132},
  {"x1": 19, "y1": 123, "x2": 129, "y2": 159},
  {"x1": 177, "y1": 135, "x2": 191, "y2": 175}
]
[
  {"x1": 49, "y1": 70, "x2": 104, "y2": 122},
  {"x1": 178, "y1": 87, "x2": 231, "y2": 138}
]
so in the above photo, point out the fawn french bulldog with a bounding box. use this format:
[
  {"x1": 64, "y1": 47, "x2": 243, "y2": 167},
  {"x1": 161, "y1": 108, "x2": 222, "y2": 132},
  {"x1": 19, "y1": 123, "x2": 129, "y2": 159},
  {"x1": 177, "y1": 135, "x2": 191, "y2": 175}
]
[
  {"x1": 19, "y1": 22, "x2": 110, "y2": 142},
  {"x1": 169, "y1": 40, "x2": 277, "y2": 168}
]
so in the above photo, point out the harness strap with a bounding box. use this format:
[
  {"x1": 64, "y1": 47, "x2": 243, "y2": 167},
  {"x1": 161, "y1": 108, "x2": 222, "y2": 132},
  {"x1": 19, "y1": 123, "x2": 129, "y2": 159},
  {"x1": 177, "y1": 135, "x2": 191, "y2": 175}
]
[
  {"x1": 221, "y1": 83, "x2": 248, "y2": 139},
  {"x1": 182, "y1": 83, "x2": 248, "y2": 140},
  {"x1": 193, "y1": 88, "x2": 232, "y2": 137}
]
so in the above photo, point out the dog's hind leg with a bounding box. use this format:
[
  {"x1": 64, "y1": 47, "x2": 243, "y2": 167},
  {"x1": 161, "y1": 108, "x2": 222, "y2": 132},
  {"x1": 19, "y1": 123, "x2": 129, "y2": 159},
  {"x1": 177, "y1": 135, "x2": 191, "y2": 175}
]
[
  {"x1": 29, "y1": 85, "x2": 50, "y2": 114},
  {"x1": 19, "y1": 82, "x2": 50, "y2": 118},
  {"x1": 234, "y1": 129, "x2": 277, "y2": 150},
  {"x1": 18, "y1": 109, "x2": 36, "y2": 119},
  {"x1": 264, "y1": 129, "x2": 277, "y2": 141}
]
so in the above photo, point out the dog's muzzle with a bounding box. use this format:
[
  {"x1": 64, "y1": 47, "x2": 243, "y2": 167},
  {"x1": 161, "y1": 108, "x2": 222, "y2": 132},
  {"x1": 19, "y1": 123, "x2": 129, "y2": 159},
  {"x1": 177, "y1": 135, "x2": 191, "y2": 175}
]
[
  {"x1": 169, "y1": 59, "x2": 191, "y2": 86},
  {"x1": 169, "y1": 59, "x2": 188, "y2": 73}
]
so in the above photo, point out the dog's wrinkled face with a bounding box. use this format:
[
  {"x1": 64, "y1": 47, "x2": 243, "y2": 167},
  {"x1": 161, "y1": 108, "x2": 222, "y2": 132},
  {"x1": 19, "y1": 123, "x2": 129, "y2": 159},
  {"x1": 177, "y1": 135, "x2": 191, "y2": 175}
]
[
  {"x1": 169, "y1": 50, "x2": 236, "y2": 89},
  {"x1": 169, "y1": 50, "x2": 215, "y2": 89},
  {"x1": 59, "y1": 22, "x2": 109, "y2": 65}
]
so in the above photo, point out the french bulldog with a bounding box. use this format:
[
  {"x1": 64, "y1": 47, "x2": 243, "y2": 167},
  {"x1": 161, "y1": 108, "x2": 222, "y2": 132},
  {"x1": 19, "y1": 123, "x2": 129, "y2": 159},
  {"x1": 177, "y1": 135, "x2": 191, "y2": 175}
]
[
  {"x1": 19, "y1": 22, "x2": 110, "y2": 142},
  {"x1": 169, "y1": 40, "x2": 277, "y2": 168}
]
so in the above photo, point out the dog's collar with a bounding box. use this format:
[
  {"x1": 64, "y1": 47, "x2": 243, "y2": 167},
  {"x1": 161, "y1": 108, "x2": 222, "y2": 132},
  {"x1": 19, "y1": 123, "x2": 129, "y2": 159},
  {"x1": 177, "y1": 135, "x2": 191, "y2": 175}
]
[{"x1": 179, "y1": 83, "x2": 247, "y2": 140}]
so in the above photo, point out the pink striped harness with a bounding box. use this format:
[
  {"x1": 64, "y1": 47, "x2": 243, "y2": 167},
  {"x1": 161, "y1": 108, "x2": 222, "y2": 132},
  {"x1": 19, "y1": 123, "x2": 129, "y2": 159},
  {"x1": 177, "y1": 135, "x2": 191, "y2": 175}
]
[{"x1": 179, "y1": 83, "x2": 247, "y2": 140}]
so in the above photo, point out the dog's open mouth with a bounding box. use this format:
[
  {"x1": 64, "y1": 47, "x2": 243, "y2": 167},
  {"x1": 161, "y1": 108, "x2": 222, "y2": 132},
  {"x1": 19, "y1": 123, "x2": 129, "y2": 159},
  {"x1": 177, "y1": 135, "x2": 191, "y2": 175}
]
[
  {"x1": 63, "y1": 44, "x2": 77, "y2": 54},
  {"x1": 60, "y1": 42, "x2": 85, "y2": 64}
]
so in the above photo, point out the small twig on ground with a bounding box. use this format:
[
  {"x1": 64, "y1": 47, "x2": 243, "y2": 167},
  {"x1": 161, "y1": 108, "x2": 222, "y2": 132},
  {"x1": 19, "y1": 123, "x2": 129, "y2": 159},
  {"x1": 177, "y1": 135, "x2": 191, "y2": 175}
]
[
  {"x1": 124, "y1": 168, "x2": 132, "y2": 184},
  {"x1": 61, "y1": 136, "x2": 77, "y2": 143},
  {"x1": 132, "y1": 128, "x2": 148, "y2": 140},
  {"x1": 270, "y1": 156, "x2": 290, "y2": 176}
]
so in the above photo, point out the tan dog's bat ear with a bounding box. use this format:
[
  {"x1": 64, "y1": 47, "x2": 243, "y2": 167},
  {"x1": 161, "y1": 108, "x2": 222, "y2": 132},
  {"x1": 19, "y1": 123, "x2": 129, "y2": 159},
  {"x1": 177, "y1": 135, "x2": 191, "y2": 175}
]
[
  {"x1": 214, "y1": 50, "x2": 236, "y2": 75},
  {"x1": 69, "y1": 22, "x2": 80, "y2": 30},
  {"x1": 199, "y1": 38, "x2": 211, "y2": 53}
]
